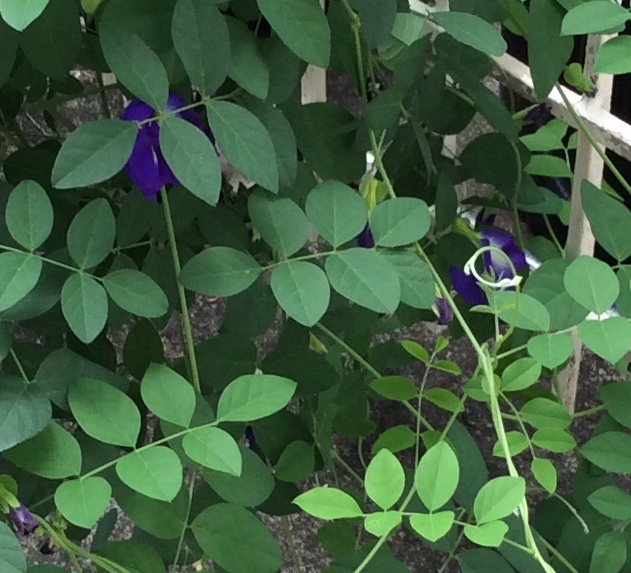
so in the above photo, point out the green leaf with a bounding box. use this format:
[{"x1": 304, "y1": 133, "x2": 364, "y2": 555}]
[
  {"x1": 488, "y1": 291, "x2": 551, "y2": 332},
  {"x1": 369, "y1": 198, "x2": 431, "y2": 247},
  {"x1": 408, "y1": 511, "x2": 455, "y2": 543},
  {"x1": 274, "y1": 441, "x2": 315, "y2": 483},
  {"x1": 61, "y1": 274, "x2": 108, "y2": 344},
  {"x1": 526, "y1": 155, "x2": 572, "y2": 178},
  {"x1": 0, "y1": 521, "x2": 26, "y2": 573},
  {"x1": 118, "y1": 490, "x2": 187, "y2": 540},
  {"x1": 103, "y1": 269, "x2": 168, "y2": 319},
  {"x1": 68, "y1": 378, "x2": 141, "y2": 447},
  {"x1": 0, "y1": 324, "x2": 11, "y2": 361},
  {"x1": 528, "y1": 0, "x2": 573, "y2": 100},
  {"x1": 599, "y1": 381, "x2": 631, "y2": 428},
  {"x1": 257, "y1": 0, "x2": 330, "y2": 67},
  {"x1": 364, "y1": 511, "x2": 402, "y2": 537},
  {"x1": 391, "y1": 13, "x2": 425, "y2": 46},
  {"x1": 5, "y1": 181, "x2": 53, "y2": 250},
  {"x1": 0, "y1": 253, "x2": 42, "y2": 312},
  {"x1": 97, "y1": 541, "x2": 166, "y2": 573},
  {"x1": 424, "y1": 389, "x2": 464, "y2": 413},
  {"x1": 51, "y1": 120, "x2": 138, "y2": 189},
  {"x1": 492, "y1": 431, "x2": 528, "y2": 458},
  {"x1": 463, "y1": 521, "x2": 509, "y2": 548},
  {"x1": 67, "y1": 198, "x2": 116, "y2": 269},
  {"x1": 581, "y1": 431, "x2": 631, "y2": 473},
  {"x1": 116, "y1": 446, "x2": 182, "y2": 502},
  {"x1": 372, "y1": 425, "x2": 416, "y2": 455},
  {"x1": 183, "y1": 426, "x2": 242, "y2": 475},
  {"x1": 532, "y1": 458, "x2": 557, "y2": 494},
  {"x1": 141, "y1": 364, "x2": 196, "y2": 427},
  {"x1": 293, "y1": 487, "x2": 363, "y2": 519},
  {"x1": 0, "y1": 20, "x2": 19, "y2": 87},
  {"x1": 55, "y1": 477, "x2": 111, "y2": 529},
  {"x1": 458, "y1": 549, "x2": 515, "y2": 573},
  {"x1": 0, "y1": 378, "x2": 51, "y2": 452},
  {"x1": 205, "y1": 445, "x2": 275, "y2": 505},
  {"x1": 365, "y1": 449, "x2": 405, "y2": 510},
  {"x1": 216, "y1": 374, "x2": 297, "y2": 422},
  {"x1": 581, "y1": 181, "x2": 631, "y2": 261},
  {"x1": 305, "y1": 180, "x2": 367, "y2": 248},
  {"x1": 370, "y1": 376, "x2": 417, "y2": 401},
  {"x1": 527, "y1": 333, "x2": 574, "y2": 369},
  {"x1": 595, "y1": 36, "x2": 631, "y2": 75},
  {"x1": 532, "y1": 428, "x2": 575, "y2": 453},
  {"x1": 588, "y1": 485, "x2": 631, "y2": 520},
  {"x1": 207, "y1": 101, "x2": 278, "y2": 192},
  {"x1": 99, "y1": 26, "x2": 168, "y2": 109},
  {"x1": 179, "y1": 247, "x2": 262, "y2": 297},
  {"x1": 501, "y1": 358, "x2": 541, "y2": 392},
  {"x1": 248, "y1": 190, "x2": 310, "y2": 256},
  {"x1": 520, "y1": 397, "x2": 571, "y2": 430},
  {"x1": 0, "y1": 0, "x2": 49, "y2": 31},
  {"x1": 415, "y1": 441, "x2": 459, "y2": 512},
  {"x1": 401, "y1": 340, "x2": 430, "y2": 364},
  {"x1": 226, "y1": 18, "x2": 269, "y2": 100},
  {"x1": 271, "y1": 261, "x2": 330, "y2": 327},
  {"x1": 192, "y1": 503, "x2": 283, "y2": 573},
  {"x1": 562, "y1": 1, "x2": 630, "y2": 35},
  {"x1": 564, "y1": 256, "x2": 619, "y2": 314},
  {"x1": 325, "y1": 249, "x2": 401, "y2": 313},
  {"x1": 172, "y1": 0, "x2": 229, "y2": 95},
  {"x1": 159, "y1": 118, "x2": 222, "y2": 206},
  {"x1": 578, "y1": 317, "x2": 631, "y2": 364},
  {"x1": 349, "y1": 0, "x2": 396, "y2": 47},
  {"x1": 432, "y1": 12, "x2": 507, "y2": 56},
  {"x1": 5, "y1": 422, "x2": 81, "y2": 478},
  {"x1": 590, "y1": 532, "x2": 627, "y2": 573},
  {"x1": 520, "y1": 119, "x2": 567, "y2": 152},
  {"x1": 473, "y1": 476, "x2": 525, "y2": 525}
]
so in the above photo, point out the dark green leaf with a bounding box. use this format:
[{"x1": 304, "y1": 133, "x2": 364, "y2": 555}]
[
  {"x1": 458, "y1": 549, "x2": 515, "y2": 573},
  {"x1": 0, "y1": 0, "x2": 49, "y2": 31},
  {"x1": 0, "y1": 521, "x2": 26, "y2": 573},
  {"x1": 141, "y1": 364, "x2": 195, "y2": 427},
  {"x1": 432, "y1": 12, "x2": 507, "y2": 55},
  {"x1": 67, "y1": 198, "x2": 115, "y2": 269},
  {"x1": 5, "y1": 180, "x2": 53, "y2": 250},
  {"x1": 588, "y1": 485, "x2": 631, "y2": 520},
  {"x1": 227, "y1": 18, "x2": 270, "y2": 100},
  {"x1": 384, "y1": 251, "x2": 435, "y2": 309},
  {"x1": 103, "y1": 269, "x2": 168, "y2": 318},
  {"x1": 0, "y1": 253, "x2": 42, "y2": 312},
  {"x1": 349, "y1": 0, "x2": 396, "y2": 47},
  {"x1": 370, "y1": 198, "x2": 431, "y2": 247},
  {"x1": 61, "y1": 273, "x2": 108, "y2": 344},
  {"x1": 599, "y1": 380, "x2": 631, "y2": 428},
  {"x1": 275, "y1": 441, "x2": 315, "y2": 483},
  {"x1": 561, "y1": 1, "x2": 630, "y2": 35},
  {"x1": 582, "y1": 432, "x2": 631, "y2": 473},
  {"x1": 590, "y1": 531, "x2": 626, "y2": 573},
  {"x1": 0, "y1": 20, "x2": 19, "y2": 86}
]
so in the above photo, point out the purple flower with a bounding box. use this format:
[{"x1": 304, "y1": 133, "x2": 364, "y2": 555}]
[
  {"x1": 450, "y1": 229, "x2": 528, "y2": 306},
  {"x1": 435, "y1": 298, "x2": 453, "y2": 325},
  {"x1": 9, "y1": 504, "x2": 38, "y2": 536},
  {"x1": 120, "y1": 93, "x2": 214, "y2": 200},
  {"x1": 357, "y1": 224, "x2": 375, "y2": 248}
]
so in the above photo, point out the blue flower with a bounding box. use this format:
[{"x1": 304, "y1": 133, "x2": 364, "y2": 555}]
[
  {"x1": 120, "y1": 93, "x2": 214, "y2": 200},
  {"x1": 8, "y1": 504, "x2": 38, "y2": 536},
  {"x1": 357, "y1": 224, "x2": 375, "y2": 248},
  {"x1": 450, "y1": 229, "x2": 527, "y2": 306},
  {"x1": 435, "y1": 298, "x2": 453, "y2": 325},
  {"x1": 244, "y1": 425, "x2": 257, "y2": 449}
]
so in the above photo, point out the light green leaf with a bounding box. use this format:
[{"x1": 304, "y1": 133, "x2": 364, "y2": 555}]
[
  {"x1": 103, "y1": 269, "x2": 167, "y2": 319},
  {"x1": 370, "y1": 198, "x2": 431, "y2": 247},
  {"x1": 0, "y1": 521, "x2": 26, "y2": 573},
  {"x1": 372, "y1": 425, "x2": 416, "y2": 455},
  {"x1": 55, "y1": 477, "x2": 111, "y2": 529},
  {"x1": 0, "y1": 252, "x2": 42, "y2": 312},
  {"x1": 415, "y1": 441, "x2": 459, "y2": 512},
  {"x1": 408, "y1": 511, "x2": 455, "y2": 543},
  {"x1": 293, "y1": 487, "x2": 363, "y2": 519},
  {"x1": 365, "y1": 449, "x2": 405, "y2": 510},
  {"x1": 364, "y1": 511, "x2": 401, "y2": 537},
  {"x1": 527, "y1": 333, "x2": 574, "y2": 369},
  {"x1": 492, "y1": 431, "x2": 529, "y2": 458},
  {"x1": 501, "y1": 358, "x2": 541, "y2": 392},
  {"x1": 179, "y1": 247, "x2": 262, "y2": 297},
  {"x1": 61, "y1": 274, "x2": 108, "y2": 344},
  {"x1": 532, "y1": 458, "x2": 557, "y2": 494},
  {"x1": 325, "y1": 249, "x2": 401, "y2": 313},
  {"x1": 581, "y1": 432, "x2": 631, "y2": 473},
  {"x1": 424, "y1": 388, "x2": 464, "y2": 413},
  {"x1": 370, "y1": 376, "x2": 417, "y2": 402},
  {"x1": 305, "y1": 180, "x2": 367, "y2": 248},
  {"x1": 520, "y1": 397, "x2": 571, "y2": 430},
  {"x1": 5, "y1": 422, "x2": 81, "y2": 478},
  {"x1": 463, "y1": 521, "x2": 509, "y2": 548},
  {"x1": 392, "y1": 13, "x2": 425, "y2": 46},
  {"x1": 5, "y1": 181, "x2": 53, "y2": 250},
  {"x1": 141, "y1": 364, "x2": 195, "y2": 427},
  {"x1": 0, "y1": 0, "x2": 49, "y2": 31},
  {"x1": 67, "y1": 198, "x2": 116, "y2": 269},
  {"x1": 532, "y1": 428, "x2": 575, "y2": 453},
  {"x1": 562, "y1": 1, "x2": 630, "y2": 35},
  {"x1": 488, "y1": 291, "x2": 551, "y2": 332},
  {"x1": 257, "y1": 0, "x2": 331, "y2": 67},
  {"x1": 160, "y1": 118, "x2": 222, "y2": 206},
  {"x1": 248, "y1": 190, "x2": 310, "y2": 256},
  {"x1": 216, "y1": 374, "x2": 297, "y2": 422},
  {"x1": 99, "y1": 26, "x2": 168, "y2": 110},
  {"x1": 68, "y1": 378, "x2": 141, "y2": 447},
  {"x1": 473, "y1": 476, "x2": 525, "y2": 524},
  {"x1": 172, "y1": 0, "x2": 229, "y2": 95},
  {"x1": 51, "y1": 120, "x2": 137, "y2": 189},
  {"x1": 116, "y1": 446, "x2": 182, "y2": 501},
  {"x1": 526, "y1": 155, "x2": 572, "y2": 178},
  {"x1": 0, "y1": 378, "x2": 51, "y2": 452},
  {"x1": 207, "y1": 101, "x2": 278, "y2": 192},
  {"x1": 271, "y1": 261, "x2": 329, "y2": 327},
  {"x1": 578, "y1": 317, "x2": 631, "y2": 364},
  {"x1": 432, "y1": 11, "x2": 507, "y2": 55},
  {"x1": 564, "y1": 256, "x2": 619, "y2": 314},
  {"x1": 595, "y1": 36, "x2": 631, "y2": 75},
  {"x1": 182, "y1": 426, "x2": 242, "y2": 475}
]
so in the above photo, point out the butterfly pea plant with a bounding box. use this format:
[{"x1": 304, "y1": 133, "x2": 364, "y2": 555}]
[{"x1": 2, "y1": 0, "x2": 631, "y2": 572}]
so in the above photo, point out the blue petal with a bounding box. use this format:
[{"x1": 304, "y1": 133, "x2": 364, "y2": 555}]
[
  {"x1": 450, "y1": 266, "x2": 486, "y2": 306},
  {"x1": 357, "y1": 224, "x2": 375, "y2": 248},
  {"x1": 435, "y1": 298, "x2": 453, "y2": 325},
  {"x1": 481, "y1": 229, "x2": 527, "y2": 279},
  {"x1": 121, "y1": 99, "x2": 155, "y2": 122},
  {"x1": 124, "y1": 129, "x2": 166, "y2": 200}
]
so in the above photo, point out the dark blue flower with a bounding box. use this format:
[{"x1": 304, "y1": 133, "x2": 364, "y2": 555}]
[
  {"x1": 9, "y1": 504, "x2": 38, "y2": 536},
  {"x1": 435, "y1": 298, "x2": 453, "y2": 325},
  {"x1": 357, "y1": 224, "x2": 375, "y2": 248},
  {"x1": 523, "y1": 103, "x2": 553, "y2": 131},
  {"x1": 450, "y1": 229, "x2": 527, "y2": 306},
  {"x1": 120, "y1": 93, "x2": 214, "y2": 200},
  {"x1": 244, "y1": 426, "x2": 257, "y2": 449}
]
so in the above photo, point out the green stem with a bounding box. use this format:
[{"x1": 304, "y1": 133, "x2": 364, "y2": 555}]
[
  {"x1": 501, "y1": 393, "x2": 536, "y2": 457},
  {"x1": 10, "y1": 349, "x2": 30, "y2": 385},
  {"x1": 171, "y1": 472, "x2": 197, "y2": 571},
  {"x1": 572, "y1": 404, "x2": 605, "y2": 418},
  {"x1": 282, "y1": 516, "x2": 303, "y2": 573},
  {"x1": 543, "y1": 214, "x2": 565, "y2": 257},
  {"x1": 161, "y1": 188, "x2": 201, "y2": 393},
  {"x1": 332, "y1": 450, "x2": 364, "y2": 485},
  {"x1": 541, "y1": 538, "x2": 581, "y2": 573}
]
